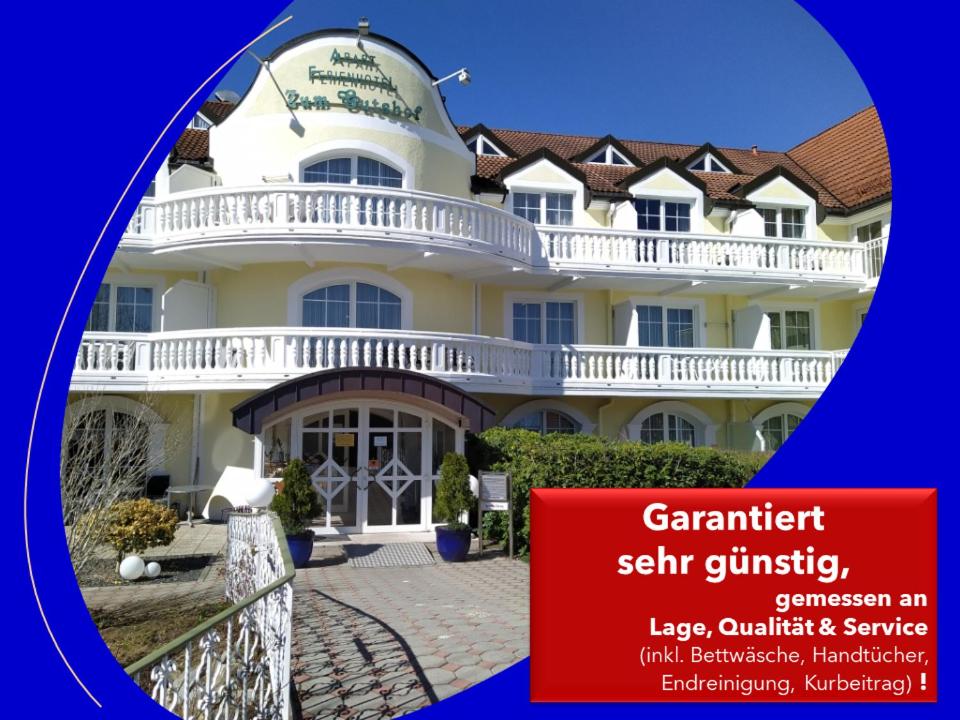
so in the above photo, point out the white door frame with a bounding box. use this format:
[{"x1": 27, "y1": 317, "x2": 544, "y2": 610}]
[{"x1": 258, "y1": 397, "x2": 464, "y2": 535}]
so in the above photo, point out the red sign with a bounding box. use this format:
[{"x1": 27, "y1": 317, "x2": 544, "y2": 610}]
[{"x1": 530, "y1": 488, "x2": 936, "y2": 702}]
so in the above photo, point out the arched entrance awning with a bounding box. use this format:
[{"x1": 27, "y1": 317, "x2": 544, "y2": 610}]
[{"x1": 231, "y1": 368, "x2": 496, "y2": 435}]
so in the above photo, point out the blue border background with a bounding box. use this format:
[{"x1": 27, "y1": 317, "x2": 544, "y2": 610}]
[{"x1": 6, "y1": 1, "x2": 954, "y2": 716}]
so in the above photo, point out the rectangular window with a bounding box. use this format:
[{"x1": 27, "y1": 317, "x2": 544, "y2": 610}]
[
  {"x1": 545, "y1": 193, "x2": 574, "y2": 226},
  {"x1": 637, "y1": 304, "x2": 699, "y2": 347},
  {"x1": 636, "y1": 305, "x2": 664, "y2": 347},
  {"x1": 767, "y1": 309, "x2": 812, "y2": 350},
  {"x1": 115, "y1": 286, "x2": 154, "y2": 332},
  {"x1": 85, "y1": 283, "x2": 111, "y2": 332},
  {"x1": 761, "y1": 208, "x2": 778, "y2": 238},
  {"x1": 781, "y1": 208, "x2": 806, "y2": 239},
  {"x1": 856, "y1": 220, "x2": 883, "y2": 242},
  {"x1": 784, "y1": 310, "x2": 811, "y2": 350},
  {"x1": 512, "y1": 192, "x2": 541, "y2": 224},
  {"x1": 761, "y1": 207, "x2": 806, "y2": 238},
  {"x1": 635, "y1": 199, "x2": 661, "y2": 231},
  {"x1": 512, "y1": 303, "x2": 542, "y2": 343},
  {"x1": 545, "y1": 302, "x2": 576, "y2": 344},
  {"x1": 666, "y1": 308, "x2": 695, "y2": 348},
  {"x1": 664, "y1": 202, "x2": 691, "y2": 232}
]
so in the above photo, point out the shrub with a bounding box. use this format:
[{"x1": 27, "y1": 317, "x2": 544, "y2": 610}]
[
  {"x1": 98, "y1": 498, "x2": 179, "y2": 568},
  {"x1": 434, "y1": 453, "x2": 473, "y2": 532},
  {"x1": 270, "y1": 459, "x2": 321, "y2": 536},
  {"x1": 469, "y1": 428, "x2": 767, "y2": 556}
]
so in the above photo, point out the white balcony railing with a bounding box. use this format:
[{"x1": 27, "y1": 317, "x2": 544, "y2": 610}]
[
  {"x1": 862, "y1": 236, "x2": 886, "y2": 280},
  {"x1": 121, "y1": 186, "x2": 881, "y2": 284},
  {"x1": 73, "y1": 328, "x2": 846, "y2": 397},
  {"x1": 538, "y1": 226, "x2": 870, "y2": 281},
  {"x1": 125, "y1": 184, "x2": 534, "y2": 266}
]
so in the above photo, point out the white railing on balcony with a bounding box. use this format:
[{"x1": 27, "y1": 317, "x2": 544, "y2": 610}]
[
  {"x1": 538, "y1": 226, "x2": 868, "y2": 280},
  {"x1": 862, "y1": 236, "x2": 886, "y2": 280},
  {"x1": 124, "y1": 184, "x2": 533, "y2": 266},
  {"x1": 74, "y1": 328, "x2": 846, "y2": 395},
  {"x1": 121, "y1": 187, "x2": 883, "y2": 285},
  {"x1": 126, "y1": 512, "x2": 294, "y2": 719}
]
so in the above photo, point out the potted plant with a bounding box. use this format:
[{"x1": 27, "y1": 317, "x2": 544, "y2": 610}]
[
  {"x1": 434, "y1": 452, "x2": 474, "y2": 562},
  {"x1": 270, "y1": 459, "x2": 321, "y2": 568}
]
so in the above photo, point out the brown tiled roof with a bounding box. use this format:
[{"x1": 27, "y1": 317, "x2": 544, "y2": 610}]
[
  {"x1": 171, "y1": 129, "x2": 210, "y2": 166},
  {"x1": 199, "y1": 100, "x2": 236, "y2": 125},
  {"x1": 461, "y1": 108, "x2": 889, "y2": 212},
  {"x1": 787, "y1": 106, "x2": 890, "y2": 210}
]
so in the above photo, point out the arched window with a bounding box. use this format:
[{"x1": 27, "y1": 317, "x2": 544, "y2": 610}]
[
  {"x1": 512, "y1": 409, "x2": 580, "y2": 435},
  {"x1": 753, "y1": 403, "x2": 809, "y2": 452},
  {"x1": 639, "y1": 412, "x2": 696, "y2": 445},
  {"x1": 623, "y1": 402, "x2": 716, "y2": 447},
  {"x1": 302, "y1": 156, "x2": 402, "y2": 187},
  {"x1": 302, "y1": 282, "x2": 402, "y2": 330},
  {"x1": 62, "y1": 398, "x2": 167, "y2": 518}
]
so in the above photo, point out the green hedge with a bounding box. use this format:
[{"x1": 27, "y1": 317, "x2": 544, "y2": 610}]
[{"x1": 468, "y1": 428, "x2": 767, "y2": 556}]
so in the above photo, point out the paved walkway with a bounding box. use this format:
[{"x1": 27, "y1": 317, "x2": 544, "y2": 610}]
[{"x1": 292, "y1": 546, "x2": 529, "y2": 718}]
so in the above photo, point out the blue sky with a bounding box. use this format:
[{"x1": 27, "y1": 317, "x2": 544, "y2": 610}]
[{"x1": 216, "y1": 0, "x2": 872, "y2": 151}]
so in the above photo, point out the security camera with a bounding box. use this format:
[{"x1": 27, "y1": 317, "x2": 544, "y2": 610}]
[{"x1": 458, "y1": 69, "x2": 471, "y2": 86}]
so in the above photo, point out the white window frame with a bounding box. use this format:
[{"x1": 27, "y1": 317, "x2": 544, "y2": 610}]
[
  {"x1": 466, "y1": 135, "x2": 507, "y2": 157},
  {"x1": 503, "y1": 292, "x2": 584, "y2": 345},
  {"x1": 751, "y1": 402, "x2": 809, "y2": 452},
  {"x1": 687, "y1": 153, "x2": 731, "y2": 173},
  {"x1": 586, "y1": 145, "x2": 632, "y2": 166},
  {"x1": 287, "y1": 268, "x2": 413, "y2": 328},
  {"x1": 623, "y1": 401, "x2": 717, "y2": 447},
  {"x1": 190, "y1": 114, "x2": 212, "y2": 130},
  {"x1": 294, "y1": 141, "x2": 414, "y2": 189},
  {"x1": 760, "y1": 302, "x2": 820, "y2": 351},
  {"x1": 509, "y1": 191, "x2": 575, "y2": 226},
  {"x1": 86, "y1": 273, "x2": 163, "y2": 333},
  {"x1": 63, "y1": 396, "x2": 169, "y2": 476},
  {"x1": 500, "y1": 400, "x2": 597, "y2": 435},
  {"x1": 633, "y1": 196, "x2": 694, "y2": 233},
  {"x1": 757, "y1": 205, "x2": 808, "y2": 239},
  {"x1": 627, "y1": 296, "x2": 706, "y2": 348},
  {"x1": 301, "y1": 155, "x2": 404, "y2": 188}
]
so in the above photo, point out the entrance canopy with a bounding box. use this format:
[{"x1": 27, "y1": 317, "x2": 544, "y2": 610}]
[{"x1": 231, "y1": 368, "x2": 496, "y2": 435}]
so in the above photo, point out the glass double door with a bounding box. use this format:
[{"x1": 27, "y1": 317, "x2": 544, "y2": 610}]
[{"x1": 302, "y1": 405, "x2": 426, "y2": 532}]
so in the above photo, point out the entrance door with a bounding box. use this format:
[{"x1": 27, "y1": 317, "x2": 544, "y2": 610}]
[
  {"x1": 302, "y1": 407, "x2": 362, "y2": 532},
  {"x1": 300, "y1": 403, "x2": 430, "y2": 533},
  {"x1": 364, "y1": 407, "x2": 424, "y2": 530}
]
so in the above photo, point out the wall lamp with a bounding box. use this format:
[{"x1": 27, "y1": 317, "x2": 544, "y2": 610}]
[{"x1": 433, "y1": 67, "x2": 471, "y2": 87}]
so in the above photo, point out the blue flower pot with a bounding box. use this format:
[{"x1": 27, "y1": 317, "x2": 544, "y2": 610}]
[
  {"x1": 435, "y1": 525, "x2": 471, "y2": 562},
  {"x1": 286, "y1": 531, "x2": 315, "y2": 569}
]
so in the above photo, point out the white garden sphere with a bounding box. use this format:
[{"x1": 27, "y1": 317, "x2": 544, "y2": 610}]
[
  {"x1": 144, "y1": 562, "x2": 161, "y2": 579},
  {"x1": 246, "y1": 477, "x2": 276, "y2": 508},
  {"x1": 119, "y1": 555, "x2": 145, "y2": 581}
]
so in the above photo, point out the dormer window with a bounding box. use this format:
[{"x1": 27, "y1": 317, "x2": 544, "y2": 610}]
[
  {"x1": 759, "y1": 207, "x2": 806, "y2": 239},
  {"x1": 466, "y1": 135, "x2": 506, "y2": 157},
  {"x1": 587, "y1": 145, "x2": 630, "y2": 165},
  {"x1": 635, "y1": 199, "x2": 691, "y2": 232},
  {"x1": 688, "y1": 153, "x2": 731, "y2": 173},
  {"x1": 190, "y1": 114, "x2": 212, "y2": 130},
  {"x1": 512, "y1": 192, "x2": 574, "y2": 225}
]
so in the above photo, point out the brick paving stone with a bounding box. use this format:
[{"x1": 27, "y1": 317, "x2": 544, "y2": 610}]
[{"x1": 293, "y1": 553, "x2": 529, "y2": 718}]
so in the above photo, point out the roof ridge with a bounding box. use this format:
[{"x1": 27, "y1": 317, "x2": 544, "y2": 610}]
[{"x1": 788, "y1": 104, "x2": 877, "y2": 153}]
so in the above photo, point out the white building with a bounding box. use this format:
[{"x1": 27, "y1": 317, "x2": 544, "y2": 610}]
[{"x1": 68, "y1": 26, "x2": 889, "y2": 533}]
